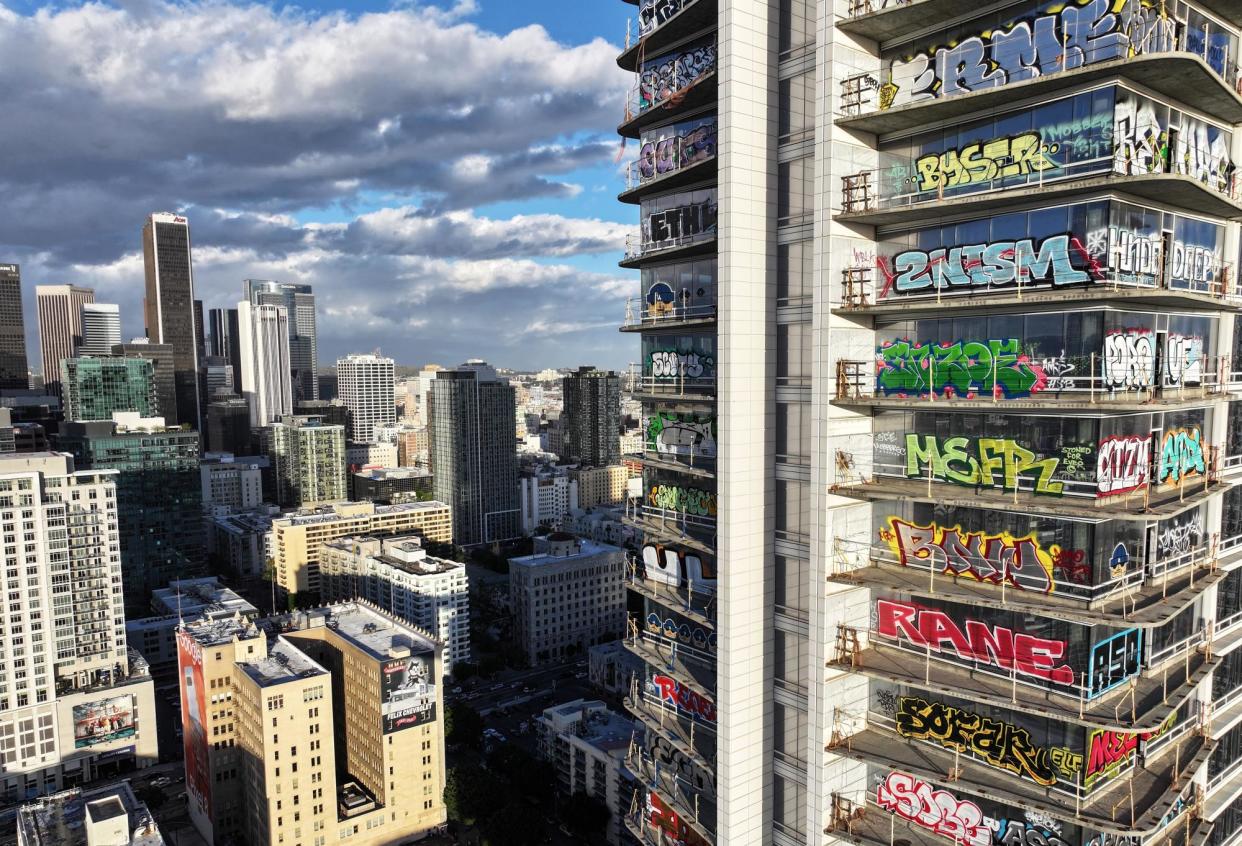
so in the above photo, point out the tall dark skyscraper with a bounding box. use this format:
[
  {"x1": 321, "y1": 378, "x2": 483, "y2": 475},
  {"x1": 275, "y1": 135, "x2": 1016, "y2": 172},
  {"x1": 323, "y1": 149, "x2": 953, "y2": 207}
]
[
  {"x1": 243, "y1": 280, "x2": 318, "y2": 402},
  {"x1": 429, "y1": 361, "x2": 519, "y2": 546},
  {"x1": 142, "y1": 212, "x2": 201, "y2": 428},
  {"x1": 113, "y1": 340, "x2": 178, "y2": 423},
  {"x1": 561, "y1": 366, "x2": 621, "y2": 466},
  {"x1": 208, "y1": 307, "x2": 242, "y2": 391},
  {"x1": 0, "y1": 264, "x2": 29, "y2": 389}
]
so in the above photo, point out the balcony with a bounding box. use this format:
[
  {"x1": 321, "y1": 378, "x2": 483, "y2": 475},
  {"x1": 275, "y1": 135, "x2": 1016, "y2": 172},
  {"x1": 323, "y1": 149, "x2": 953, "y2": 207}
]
[
  {"x1": 827, "y1": 714, "x2": 1211, "y2": 832},
  {"x1": 628, "y1": 372, "x2": 715, "y2": 404},
  {"x1": 621, "y1": 147, "x2": 716, "y2": 205},
  {"x1": 837, "y1": 0, "x2": 1242, "y2": 41},
  {"x1": 836, "y1": 162, "x2": 1242, "y2": 227},
  {"x1": 627, "y1": 450, "x2": 715, "y2": 480},
  {"x1": 625, "y1": 687, "x2": 717, "y2": 767},
  {"x1": 616, "y1": 0, "x2": 717, "y2": 73},
  {"x1": 624, "y1": 623, "x2": 716, "y2": 693},
  {"x1": 836, "y1": 258, "x2": 1242, "y2": 316},
  {"x1": 835, "y1": 351, "x2": 1237, "y2": 412},
  {"x1": 837, "y1": 46, "x2": 1242, "y2": 135},
  {"x1": 619, "y1": 70, "x2": 717, "y2": 140},
  {"x1": 621, "y1": 297, "x2": 717, "y2": 333},
  {"x1": 621, "y1": 228, "x2": 716, "y2": 268},
  {"x1": 829, "y1": 632, "x2": 1212, "y2": 733},
  {"x1": 627, "y1": 564, "x2": 716, "y2": 627},
  {"x1": 627, "y1": 749, "x2": 717, "y2": 844}
]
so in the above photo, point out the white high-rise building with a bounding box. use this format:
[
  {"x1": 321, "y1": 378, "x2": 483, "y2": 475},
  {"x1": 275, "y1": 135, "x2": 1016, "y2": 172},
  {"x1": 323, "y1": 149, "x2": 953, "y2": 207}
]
[
  {"x1": 319, "y1": 534, "x2": 470, "y2": 675},
  {"x1": 242, "y1": 280, "x2": 318, "y2": 402},
  {"x1": 0, "y1": 452, "x2": 156, "y2": 799},
  {"x1": 337, "y1": 352, "x2": 395, "y2": 442},
  {"x1": 35, "y1": 285, "x2": 93, "y2": 399},
  {"x1": 78, "y1": 304, "x2": 121, "y2": 357},
  {"x1": 237, "y1": 301, "x2": 292, "y2": 427}
]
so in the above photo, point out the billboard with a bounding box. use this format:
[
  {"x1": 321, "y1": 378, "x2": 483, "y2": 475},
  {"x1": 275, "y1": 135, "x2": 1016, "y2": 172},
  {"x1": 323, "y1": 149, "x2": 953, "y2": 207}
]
[
  {"x1": 176, "y1": 629, "x2": 211, "y2": 821},
  {"x1": 380, "y1": 653, "x2": 437, "y2": 733},
  {"x1": 72, "y1": 695, "x2": 136, "y2": 748}
]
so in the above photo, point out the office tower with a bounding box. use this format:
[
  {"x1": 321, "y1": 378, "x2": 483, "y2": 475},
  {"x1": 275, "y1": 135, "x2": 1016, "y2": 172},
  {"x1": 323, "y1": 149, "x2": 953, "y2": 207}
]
[
  {"x1": 201, "y1": 356, "x2": 235, "y2": 399},
  {"x1": 428, "y1": 361, "x2": 519, "y2": 545},
  {"x1": 17, "y1": 781, "x2": 167, "y2": 846},
  {"x1": 617, "y1": 2, "x2": 1242, "y2": 845},
  {"x1": 141, "y1": 212, "x2": 200, "y2": 427},
  {"x1": 200, "y1": 454, "x2": 264, "y2": 511},
  {"x1": 178, "y1": 602, "x2": 446, "y2": 846},
  {"x1": 509, "y1": 533, "x2": 624, "y2": 665},
  {"x1": 35, "y1": 285, "x2": 93, "y2": 399},
  {"x1": 562, "y1": 366, "x2": 621, "y2": 466},
  {"x1": 320, "y1": 535, "x2": 470, "y2": 674},
  {"x1": 256, "y1": 415, "x2": 346, "y2": 509},
  {"x1": 0, "y1": 453, "x2": 157, "y2": 800},
  {"x1": 208, "y1": 307, "x2": 242, "y2": 390},
  {"x1": 337, "y1": 353, "x2": 395, "y2": 442},
  {"x1": 192, "y1": 299, "x2": 205, "y2": 358},
  {"x1": 59, "y1": 357, "x2": 156, "y2": 422},
  {"x1": 0, "y1": 265, "x2": 29, "y2": 389},
  {"x1": 318, "y1": 372, "x2": 337, "y2": 401},
  {"x1": 111, "y1": 340, "x2": 177, "y2": 422},
  {"x1": 244, "y1": 279, "x2": 319, "y2": 402},
  {"x1": 78, "y1": 303, "x2": 121, "y2": 356},
  {"x1": 237, "y1": 301, "x2": 293, "y2": 426},
  {"x1": 58, "y1": 414, "x2": 204, "y2": 612},
  {"x1": 295, "y1": 398, "x2": 350, "y2": 431},
  {"x1": 205, "y1": 395, "x2": 251, "y2": 455},
  {"x1": 270, "y1": 500, "x2": 451, "y2": 601}
]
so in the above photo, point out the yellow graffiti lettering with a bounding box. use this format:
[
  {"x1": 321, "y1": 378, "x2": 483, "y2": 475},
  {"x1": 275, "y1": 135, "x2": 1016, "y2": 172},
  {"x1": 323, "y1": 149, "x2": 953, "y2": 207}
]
[
  {"x1": 913, "y1": 132, "x2": 1059, "y2": 192},
  {"x1": 880, "y1": 516, "x2": 1058, "y2": 593}
]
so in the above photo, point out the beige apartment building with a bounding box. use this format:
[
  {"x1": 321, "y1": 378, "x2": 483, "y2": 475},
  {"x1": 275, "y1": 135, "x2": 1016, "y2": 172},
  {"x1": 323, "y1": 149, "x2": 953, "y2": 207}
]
[
  {"x1": 569, "y1": 464, "x2": 630, "y2": 508},
  {"x1": 270, "y1": 500, "x2": 451, "y2": 601},
  {"x1": 180, "y1": 602, "x2": 446, "y2": 846}
]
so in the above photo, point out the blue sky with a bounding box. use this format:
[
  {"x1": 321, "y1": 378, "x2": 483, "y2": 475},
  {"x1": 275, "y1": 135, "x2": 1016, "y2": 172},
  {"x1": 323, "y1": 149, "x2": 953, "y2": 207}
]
[{"x1": 0, "y1": 0, "x2": 640, "y2": 371}]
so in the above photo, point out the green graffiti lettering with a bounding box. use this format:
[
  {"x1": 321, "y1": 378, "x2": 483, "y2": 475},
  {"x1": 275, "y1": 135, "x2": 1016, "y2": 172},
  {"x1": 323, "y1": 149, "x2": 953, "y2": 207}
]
[
  {"x1": 904, "y1": 435, "x2": 1064, "y2": 496},
  {"x1": 876, "y1": 338, "x2": 1043, "y2": 400}
]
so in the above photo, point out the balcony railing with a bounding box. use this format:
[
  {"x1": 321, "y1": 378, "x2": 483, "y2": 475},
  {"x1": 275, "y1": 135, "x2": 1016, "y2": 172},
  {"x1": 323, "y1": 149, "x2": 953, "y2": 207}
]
[
  {"x1": 845, "y1": 0, "x2": 909, "y2": 14},
  {"x1": 838, "y1": 255, "x2": 1241, "y2": 308},
  {"x1": 839, "y1": 153, "x2": 1242, "y2": 216},
  {"x1": 838, "y1": 23, "x2": 1242, "y2": 118},
  {"x1": 838, "y1": 350, "x2": 1238, "y2": 405},
  {"x1": 624, "y1": 134, "x2": 717, "y2": 192},
  {"x1": 627, "y1": 552, "x2": 716, "y2": 623},
  {"x1": 624, "y1": 226, "x2": 716, "y2": 261},
  {"x1": 623, "y1": 297, "x2": 716, "y2": 328}
]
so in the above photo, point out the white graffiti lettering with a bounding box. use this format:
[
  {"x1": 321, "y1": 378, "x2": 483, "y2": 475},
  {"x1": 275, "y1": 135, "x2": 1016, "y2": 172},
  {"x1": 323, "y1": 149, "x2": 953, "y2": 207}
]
[
  {"x1": 1102, "y1": 329, "x2": 1155, "y2": 392},
  {"x1": 1156, "y1": 511, "x2": 1203, "y2": 558},
  {"x1": 648, "y1": 350, "x2": 713, "y2": 379},
  {"x1": 1106, "y1": 226, "x2": 1220, "y2": 285},
  {"x1": 1096, "y1": 435, "x2": 1151, "y2": 497},
  {"x1": 1165, "y1": 334, "x2": 1203, "y2": 386}
]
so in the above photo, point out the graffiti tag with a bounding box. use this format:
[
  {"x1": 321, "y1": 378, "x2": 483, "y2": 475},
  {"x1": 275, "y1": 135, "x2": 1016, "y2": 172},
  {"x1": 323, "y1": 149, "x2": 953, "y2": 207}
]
[
  {"x1": 911, "y1": 131, "x2": 1059, "y2": 192},
  {"x1": 1096, "y1": 435, "x2": 1150, "y2": 497},
  {"x1": 880, "y1": 517, "x2": 1056, "y2": 592},
  {"x1": 647, "y1": 483, "x2": 716, "y2": 517},
  {"x1": 876, "y1": 339, "x2": 1044, "y2": 399},
  {"x1": 1165, "y1": 335, "x2": 1203, "y2": 386},
  {"x1": 1102, "y1": 329, "x2": 1155, "y2": 392},
  {"x1": 646, "y1": 410, "x2": 716, "y2": 458},
  {"x1": 904, "y1": 435, "x2": 1064, "y2": 495},
  {"x1": 646, "y1": 611, "x2": 717, "y2": 653},
  {"x1": 651, "y1": 674, "x2": 716, "y2": 724},
  {"x1": 1158, "y1": 427, "x2": 1205, "y2": 484},
  {"x1": 1084, "y1": 714, "x2": 1175, "y2": 789},
  {"x1": 882, "y1": 234, "x2": 1096, "y2": 295},
  {"x1": 648, "y1": 350, "x2": 714, "y2": 379},
  {"x1": 875, "y1": 771, "x2": 992, "y2": 846}
]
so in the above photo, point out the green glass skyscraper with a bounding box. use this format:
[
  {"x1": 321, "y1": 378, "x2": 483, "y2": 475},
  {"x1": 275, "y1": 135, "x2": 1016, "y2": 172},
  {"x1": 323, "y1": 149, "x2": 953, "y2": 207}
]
[{"x1": 60, "y1": 357, "x2": 156, "y2": 422}]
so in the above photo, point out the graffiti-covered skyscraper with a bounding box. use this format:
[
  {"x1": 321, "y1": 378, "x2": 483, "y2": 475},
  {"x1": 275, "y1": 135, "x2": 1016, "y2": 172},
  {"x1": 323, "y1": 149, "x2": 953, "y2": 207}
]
[
  {"x1": 618, "y1": 0, "x2": 1242, "y2": 844},
  {"x1": 428, "y1": 361, "x2": 519, "y2": 546}
]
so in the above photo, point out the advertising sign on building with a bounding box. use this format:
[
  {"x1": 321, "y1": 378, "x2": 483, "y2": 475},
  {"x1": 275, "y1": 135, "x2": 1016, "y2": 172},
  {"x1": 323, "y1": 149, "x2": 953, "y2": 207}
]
[
  {"x1": 72, "y1": 695, "x2": 136, "y2": 748},
  {"x1": 176, "y1": 629, "x2": 212, "y2": 824},
  {"x1": 380, "y1": 653, "x2": 437, "y2": 733}
]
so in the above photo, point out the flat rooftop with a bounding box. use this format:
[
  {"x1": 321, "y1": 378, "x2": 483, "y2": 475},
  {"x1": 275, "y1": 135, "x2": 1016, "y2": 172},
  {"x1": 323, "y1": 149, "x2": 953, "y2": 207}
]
[
  {"x1": 237, "y1": 637, "x2": 327, "y2": 687},
  {"x1": 17, "y1": 781, "x2": 165, "y2": 846},
  {"x1": 180, "y1": 614, "x2": 262, "y2": 648},
  {"x1": 311, "y1": 602, "x2": 437, "y2": 660},
  {"x1": 152, "y1": 577, "x2": 257, "y2": 619},
  {"x1": 276, "y1": 499, "x2": 449, "y2": 528},
  {"x1": 543, "y1": 699, "x2": 636, "y2": 754},
  {"x1": 510, "y1": 537, "x2": 621, "y2": 567}
]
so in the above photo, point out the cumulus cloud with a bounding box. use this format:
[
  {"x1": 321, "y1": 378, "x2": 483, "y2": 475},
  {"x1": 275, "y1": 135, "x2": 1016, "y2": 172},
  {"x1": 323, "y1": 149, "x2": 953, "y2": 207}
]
[{"x1": 0, "y1": 0, "x2": 639, "y2": 369}]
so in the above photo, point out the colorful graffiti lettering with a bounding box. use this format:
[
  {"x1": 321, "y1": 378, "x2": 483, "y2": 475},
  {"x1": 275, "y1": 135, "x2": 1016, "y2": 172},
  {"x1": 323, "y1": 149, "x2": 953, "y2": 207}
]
[
  {"x1": 1096, "y1": 435, "x2": 1151, "y2": 497},
  {"x1": 881, "y1": 234, "x2": 1097, "y2": 296},
  {"x1": 646, "y1": 411, "x2": 716, "y2": 458},
  {"x1": 1048, "y1": 747, "x2": 1084, "y2": 777},
  {"x1": 904, "y1": 435, "x2": 1065, "y2": 495},
  {"x1": 647, "y1": 483, "x2": 716, "y2": 517},
  {"x1": 874, "y1": 771, "x2": 992, "y2": 846},
  {"x1": 651, "y1": 674, "x2": 716, "y2": 724},
  {"x1": 641, "y1": 542, "x2": 716, "y2": 590},
  {"x1": 1165, "y1": 335, "x2": 1204, "y2": 386},
  {"x1": 880, "y1": 0, "x2": 1172, "y2": 111},
  {"x1": 895, "y1": 696, "x2": 1059, "y2": 786},
  {"x1": 1052, "y1": 547, "x2": 1091, "y2": 585},
  {"x1": 880, "y1": 517, "x2": 1057, "y2": 593},
  {"x1": 647, "y1": 790, "x2": 710, "y2": 846},
  {"x1": 1087, "y1": 629, "x2": 1142, "y2": 698},
  {"x1": 638, "y1": 118, "x2": 717, "y2": 181},
  {"x1": 646, "y1": 611, "x2": 717, "y2": 653},
  {"x1": 876, "y1": 599, "x2": 1074, "y2": 684},
  {"x1": 876, "y1": 339, "x2": 1044, "y2": 399},
  {"x1": 996, "y1": 819, "x2": 1072, "y2": 846},
  {"x1": 1156, "y1": 510, "x2": 1203, "y2": 558},
  {"x1": 1158, "y1": 427, "x2": 1205, "y2": 484},
  {"x1": 911, "y1": 132, "x2": 1060, "y2": 192},
  {"x1": 639, "y1": 39, "x2": 716, "y2": 111},
  {"x1": 1102, "y1": 329, "x2": 1155, "y2": 392},
  {"x1": 1084, "y1": 714, "x2": 1175, "y2": 789},
  {"x1": 643, "y1": 198, "x2": 717, "y2": 246},
  {"x1": 648, "y1": 349, "x2": 714, "y2": 379}
]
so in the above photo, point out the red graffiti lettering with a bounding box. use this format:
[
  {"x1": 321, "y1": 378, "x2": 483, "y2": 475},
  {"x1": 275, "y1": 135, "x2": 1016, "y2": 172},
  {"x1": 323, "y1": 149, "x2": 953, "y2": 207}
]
[
  {"x1": 876, "y1": 599, "x2": 1074, "y2": 684},
  {"x1": 876, "y1": 771, "x2": 992, "y2": 846},
  {"x1": 653, "y1": 674, "x2": 717, "y2": 723}
]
